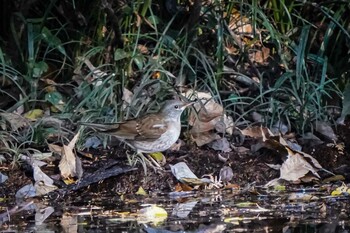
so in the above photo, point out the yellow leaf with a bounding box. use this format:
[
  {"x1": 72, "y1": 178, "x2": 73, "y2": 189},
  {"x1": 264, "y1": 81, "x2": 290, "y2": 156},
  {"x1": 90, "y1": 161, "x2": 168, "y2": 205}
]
[
  {"x1": 149, "y1": 152, "x2": 165, "y2": 163},
  {"x1": 137, "y1": 204, "x2": 168, "y2": 225},
  {"x1": 274, "y1": 185, "x2": 286, "y2": 191},
  {"x1": 136, "y1": 186, "x2": 147, "y2": 196},
  {"x1": 331, "y1": 182, "x2": 350, "y2": 196},
  {"x1": 24, "y1": 109, "x2": 44, "y2": 120},
  {"x1": 62, "y1": 177, "x2": 77, "y2": 185},
  {"x1": 138, "y1": 205, "x2": 167, "y2": 218}
]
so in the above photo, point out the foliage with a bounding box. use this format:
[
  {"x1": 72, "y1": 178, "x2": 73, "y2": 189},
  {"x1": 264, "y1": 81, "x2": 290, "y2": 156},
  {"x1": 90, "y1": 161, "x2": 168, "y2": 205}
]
[{"x1": 0, "y1": 0, "x2": 349, "y2": 165}]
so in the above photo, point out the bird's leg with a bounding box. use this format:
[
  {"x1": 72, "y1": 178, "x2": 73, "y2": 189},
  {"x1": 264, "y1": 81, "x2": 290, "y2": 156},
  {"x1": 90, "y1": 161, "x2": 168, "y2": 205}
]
[
  {"x1": 126, "y1": 151, "x2": 138, "y2": 166},
  {"x1": 126, "y1": 151, "x2": 163, "y2": 174},
  {"x1": 139, "y1": 152, "x2": 164, "y2": 173},
  {"x1": 145, "y1": 154, "x2": 163, "y2": 169}
]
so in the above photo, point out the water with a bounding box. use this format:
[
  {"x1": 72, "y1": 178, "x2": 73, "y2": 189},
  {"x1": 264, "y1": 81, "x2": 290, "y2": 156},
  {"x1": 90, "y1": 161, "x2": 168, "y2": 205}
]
[{"x1": 1, "y1": 188, "x2": 350, "y2": 232}]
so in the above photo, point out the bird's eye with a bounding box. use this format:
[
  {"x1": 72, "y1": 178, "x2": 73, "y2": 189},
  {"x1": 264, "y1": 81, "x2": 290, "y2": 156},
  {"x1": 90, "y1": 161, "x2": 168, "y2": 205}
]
[{"x1": 174, "y1": 105, "x2": 179, "y2": 109}]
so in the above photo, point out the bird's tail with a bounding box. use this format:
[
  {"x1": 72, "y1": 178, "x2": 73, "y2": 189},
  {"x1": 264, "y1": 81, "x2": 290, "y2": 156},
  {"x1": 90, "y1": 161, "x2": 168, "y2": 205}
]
[{"x1": 79, "y1": 122, "x2": 120, "y2": 132}]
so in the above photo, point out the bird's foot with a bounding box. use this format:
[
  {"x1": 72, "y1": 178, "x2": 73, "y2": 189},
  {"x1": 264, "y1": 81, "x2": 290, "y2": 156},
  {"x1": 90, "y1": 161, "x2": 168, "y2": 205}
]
[{"x1": 126, "y1": 151, "x2": 164, "y2": 174}]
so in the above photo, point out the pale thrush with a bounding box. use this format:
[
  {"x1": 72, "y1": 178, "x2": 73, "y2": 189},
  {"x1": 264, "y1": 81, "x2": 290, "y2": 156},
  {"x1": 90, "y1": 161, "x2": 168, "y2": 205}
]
[{"x1": 80, "y1": 100, "x2": 193, "y2": 154}]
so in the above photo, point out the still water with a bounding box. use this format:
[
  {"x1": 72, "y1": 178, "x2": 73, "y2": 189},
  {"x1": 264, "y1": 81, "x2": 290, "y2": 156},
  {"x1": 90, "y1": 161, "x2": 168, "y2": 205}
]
[{"x1": 1, "y1": 188, "x2": 350, "y2": 232}]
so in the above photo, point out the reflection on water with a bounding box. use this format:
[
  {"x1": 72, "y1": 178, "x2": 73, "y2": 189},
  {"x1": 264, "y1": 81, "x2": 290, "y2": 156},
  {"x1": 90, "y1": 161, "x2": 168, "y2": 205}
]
[{"x1": 1, "y1": 188, "x2": 350, "y2": 232}]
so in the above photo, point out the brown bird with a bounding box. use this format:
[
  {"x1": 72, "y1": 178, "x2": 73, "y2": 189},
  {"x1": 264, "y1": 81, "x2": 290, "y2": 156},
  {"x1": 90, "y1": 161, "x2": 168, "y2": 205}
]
[{"x1": 80, "y1": 100, "x2": 193, "y2": 154}]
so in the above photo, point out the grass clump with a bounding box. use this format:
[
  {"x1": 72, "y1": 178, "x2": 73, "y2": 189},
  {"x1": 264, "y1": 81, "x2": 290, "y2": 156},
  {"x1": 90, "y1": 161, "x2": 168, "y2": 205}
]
[{"x1": 0, "y1": 0, "x2": 349, "y2": 168}]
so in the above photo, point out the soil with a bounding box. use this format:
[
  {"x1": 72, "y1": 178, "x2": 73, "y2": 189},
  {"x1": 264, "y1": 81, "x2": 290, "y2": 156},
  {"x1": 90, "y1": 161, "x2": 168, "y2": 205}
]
[{"x1": 1, "y1": 121, "x2": 350, "y2": 199}]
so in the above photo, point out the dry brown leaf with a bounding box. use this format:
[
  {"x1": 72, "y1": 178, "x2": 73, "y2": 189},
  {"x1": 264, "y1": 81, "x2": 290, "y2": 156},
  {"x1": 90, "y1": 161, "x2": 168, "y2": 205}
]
[
  {"x1": 232, "y1": 146, "x2": 250, "y2": 154},
  {"x1": 190, "y1": 131, "x2": 221, "y2": 147},
  {"x1": 122, "y1": 88, "x2": 133, "y2": 110},
  {"x1": 137, "y1": 44, "x2": 149, "y2": 54},
  {"x1": 280, "y1": 153, "x2": 319, "y2": 181},
  {"x1": 185, "y1": 91, "x2": 221, "y2": 124},
  {"x1": 48, "y1": 143, "x2": 63, "y2": 154},
  {"x1": 190, "y1": 117, "x2": 221, "y2": 133},
  {"x1": 280, "y1": 148, "x2": 321, "y2": 182},
  {"x1": 261, "y1": 133, "x2": 323, "y2": 183},
  {"x1": 59, "y1": 132, "x2": 82, "y2": 179},
  {"x1": 34, "y1": 181, "x2": 58, "y2": 196},
  {"x1": 122, "y1": 88, "x2": 133, "y2": 104},
  {"x1": 228, "y1": 9, "x2": 253, "y2": 36},
  {"x1": 0, "y1": 112, "x2": 29, "y2": 130},
  {"x1": 33, "y1": 163, "x2": 54, "y2": 185},
  {"x1": 240, "y1": 126, "x2": 273, "y2": 139},
  {"x1": 208, "y1": 138, "x2": 232, "y2": 152},
  {"x1": 185, "y1": 90, "x2": 234, "y2": 146},
  {"x1": 197, "y1": 101, "x2": 223, "y2": 122},
  {"x1": 251, "y1": 47, "x2": 270, "y2": 64}
]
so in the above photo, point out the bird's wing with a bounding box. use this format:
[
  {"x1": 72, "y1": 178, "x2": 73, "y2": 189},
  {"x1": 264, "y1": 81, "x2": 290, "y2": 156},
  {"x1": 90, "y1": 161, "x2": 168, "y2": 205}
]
[
  {"x1": 133, "y1": 114, "x2": 168, "y2": 140},
  {"x1": 107, "y1": 119, "x2": 140, "y2": 139},
  {"x1": 81, "y1": 121, "x2": 138, "y2": 140},
  {"x1": 80, "y1": 114, "x2": 167, "y2": 140}
]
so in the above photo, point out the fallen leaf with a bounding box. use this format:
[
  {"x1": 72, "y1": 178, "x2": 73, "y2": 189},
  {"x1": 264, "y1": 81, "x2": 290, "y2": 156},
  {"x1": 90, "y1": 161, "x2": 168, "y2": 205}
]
[
  {"x1": 59, "y1": 132, "x2": 83, "y2": 180},
  {"x1": 190, "y1": 131, "x2": 221, "y2": 147},
  {"x1": 24, "y1": 109, "x2": 44, "y2": 121},
  {"x1": 219, "y1": 166, "x2": 234, "y2": 183},
  {"x1": 178, "y1": 183, "x2": 193, "y2": 191},
  {"x1": 122, "y1": 88, "x2": 133, "y2": 109},
  {"x1": 208, "y1": 138, "x2": 232, "y2": 152},
  {"x1": 240, "y1": 126, "x2": 273, "y2": 139},
  {"x1": 232, "y1": 146, "x2": 250, "y2": 154},
  {"x1": 0, "y1": 112, "x2": 29, "y2": 130},
  {"x1": 15, "y1": 184, "x2": 36, "y2": 199},
  {"x1": 137, "y1": 204, "x2": 167, "y2": 224},
  {"x1": 262, "y1": 133, "x2": 324, "y2": 183},
  {"x1": 34, "y1": 181, "x2": 58, "y2": 196},
  {"x1": 0, "y1": 172, "x2": 8, "y2": 184},
  {"x1": 48, "y1": 143, "x2": 63, "y2": 154},
  {"x1": 331, "y1": 183, "x2": 350, "y2": 196},
  {"x1": 137, "y1": 44, "x2": 149, "y2": 54},
  {"x1": 280, "y1": 152, "x2": 320, "y2": 181},
  {"x1": 170, "y1": 162, "x2": 198, "y2": 181},
  {"x1": 32, "y1": 163, "x2": 54, "y2": 185},
  {"x1": 184, "y1": 90, "x2": 234, "y2": 146},
  {"x1": 35, "y1": 207, "x2": 54, "y2": 226},
  {"x1": 149, "y1": 152, "x2": 166, "y2": 166},
  {"x1": 19, "y1": 155, "x2": 47, "y2": 167},
  {"x1": 61, "y1": 214, "x2": 78, "y2": 233},
  {"x1": 136, "y1": 186, "x2": 147, "y2": 196}
]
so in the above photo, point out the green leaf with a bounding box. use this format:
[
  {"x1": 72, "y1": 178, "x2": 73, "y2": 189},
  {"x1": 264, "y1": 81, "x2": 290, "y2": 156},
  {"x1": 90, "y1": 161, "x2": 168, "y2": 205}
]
[
  {"x1": 41, "y1": 27, "x2": 66, "y2": 56},
  {"x1": 114, "y1": 49, "x2": 130, "y2": 61},
  {"x1": 32, "y1": 61, "x2": 48, "y2": 78},
  {"x1": 45, "y1": 91, "x2": 63, "y2": 105},
  {"x1": 133, "y1": 55, "x2": 144, "y2": 70},
  {"x1": 147, "y1": 15, "x2": 160, "y2": 26}
]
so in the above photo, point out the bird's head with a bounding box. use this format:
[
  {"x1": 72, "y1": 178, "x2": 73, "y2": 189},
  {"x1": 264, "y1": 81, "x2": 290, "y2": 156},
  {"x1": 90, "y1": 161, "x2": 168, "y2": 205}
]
[{"x1": 161, "y1": 100, "x2": 193, "y2": 119}]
